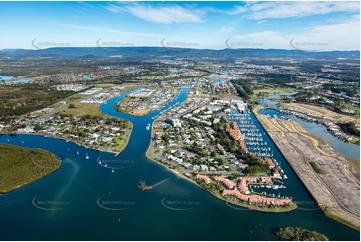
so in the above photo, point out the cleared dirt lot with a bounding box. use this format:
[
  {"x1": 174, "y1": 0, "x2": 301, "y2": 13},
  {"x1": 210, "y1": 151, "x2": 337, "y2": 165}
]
[
  {"x1": 282, "y1": 103, "x2": 359, "y2": 124},
  {"x1": 255, "y1": 108, "x2": 360, "y2": 228}
]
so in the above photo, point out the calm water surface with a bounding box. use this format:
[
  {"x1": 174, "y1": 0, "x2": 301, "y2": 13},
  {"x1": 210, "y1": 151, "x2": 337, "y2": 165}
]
[{"x1": 0, "y1": 87, "x2": 359, "y2": 240}]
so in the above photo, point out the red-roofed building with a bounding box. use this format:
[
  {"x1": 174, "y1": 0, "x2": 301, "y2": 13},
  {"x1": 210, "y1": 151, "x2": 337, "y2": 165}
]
[
  {"x1": 215, "y1": 176, "x2": 235, "y2": 189},
  {"x1": 273, "y1": 169, "x2": 282, "y2": 179},
  {"x1": 195, "y1": 174, "x2": 211, "y2": 184},
  {"x1": 265, "y1": 158, "x2": 275, "y2": 168}
]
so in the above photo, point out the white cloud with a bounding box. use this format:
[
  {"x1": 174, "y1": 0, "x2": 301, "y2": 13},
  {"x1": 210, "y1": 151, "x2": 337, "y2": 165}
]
[
  {"x1": 107, "y1": 3, "x2": 204, "y2": 24},
  {"x1": 235, "y1": 31, "x2": 289, "y2": 49},
  {"x1": 105, "y1": 4, "x2": 125, "y2": 14},
  {"x1": 227, "y1": 15, "x2": 360, "y2": 50},
  {"x1": 256, "y1": 20, "x2": 267, "y2": 25},
  {"x1": 226, "y1": 5, "x2": 247, "y2": 15},
  {"x1": 220, "y1": 26, "x2": 234, "y2": 33},
  {"x1": 292, "y1": 14, "x2": 360, "y2": 51},
  {"x1": 40, "y1": 22, "x2": 156, "y2": 37},
  {"x1": 229, "y1": 1, "x2": 360, "y2": 19}
]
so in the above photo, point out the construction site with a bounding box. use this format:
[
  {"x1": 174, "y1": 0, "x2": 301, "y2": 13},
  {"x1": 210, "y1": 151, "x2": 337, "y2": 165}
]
[{"x1": 254, "y1": 106, "x2": 360, "y2": 229}]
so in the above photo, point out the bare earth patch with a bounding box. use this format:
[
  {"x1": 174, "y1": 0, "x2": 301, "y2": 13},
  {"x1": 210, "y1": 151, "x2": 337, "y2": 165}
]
[{"x1": 254, "y1": 107, "x2": 360, "y2": 229}]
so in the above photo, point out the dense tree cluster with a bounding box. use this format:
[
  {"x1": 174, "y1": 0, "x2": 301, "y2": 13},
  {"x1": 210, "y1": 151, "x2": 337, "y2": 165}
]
[
  {"x1": 276, "y1": 227, "x2": 329, "y2": 241},
  {"x1": 339, "y1": 122, "x2": 360, "y2": 136},
  {"x1": 0, "y1": 84, "x2": 73, "y2": 120},
  {"x1": 212, "y1": 121, "x2": 269, "y2": 175},
  {"x1": 230, "y1": 79, "x2": 254, "y2": 101},
  {"x1": 0, "y1": 144, "x2": 61, "y2": 193}
]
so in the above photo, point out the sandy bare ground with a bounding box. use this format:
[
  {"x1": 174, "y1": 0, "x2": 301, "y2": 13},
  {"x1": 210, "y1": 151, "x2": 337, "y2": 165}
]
[
  {"x1": 255, "y1": 108, "x2": 360, "y2": 228},
  {"x1": 282, "y1": 103, "x2": 359, "y2": 124}
]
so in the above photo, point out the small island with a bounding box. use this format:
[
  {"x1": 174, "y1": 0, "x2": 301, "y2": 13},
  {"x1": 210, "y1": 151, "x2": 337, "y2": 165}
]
[
  {"x1": 0, "y1": 143, "x2": 62, "y2": 193},
  {"x1": 276, "y1": 227, "x2": 329, "y2": 241},
  {"x1": 138, "y1": 181, "x2": 150, "y2": 191}
]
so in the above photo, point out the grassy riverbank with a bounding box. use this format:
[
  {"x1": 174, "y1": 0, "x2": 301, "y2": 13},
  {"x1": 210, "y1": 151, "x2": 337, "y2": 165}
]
[
  {"x1": 0, "y1": 143, "x2": 61, "y2": 193},
  {"x1": 323, "y1": 209, "x2": 360, "y2": 231}
]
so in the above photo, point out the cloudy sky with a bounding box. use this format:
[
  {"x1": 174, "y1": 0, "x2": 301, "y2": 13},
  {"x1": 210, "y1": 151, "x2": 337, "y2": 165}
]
[{"x1": 0, "y1": 1, "x2": 359, "y2": 50}]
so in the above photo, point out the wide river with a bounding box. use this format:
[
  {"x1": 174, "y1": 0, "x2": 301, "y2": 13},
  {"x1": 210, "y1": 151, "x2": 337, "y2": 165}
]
[{"x1": 0, "y1": 86, "x2": 359, "y2": 240}]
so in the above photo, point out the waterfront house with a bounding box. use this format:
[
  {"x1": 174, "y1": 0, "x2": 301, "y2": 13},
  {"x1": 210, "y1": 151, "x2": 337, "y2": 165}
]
[
  {"x1": 215, "y1": 176, "x2": 235, "y2": 189},
  {"x1": 195, "y1": 174, "x2": 211, "y2": 184}
]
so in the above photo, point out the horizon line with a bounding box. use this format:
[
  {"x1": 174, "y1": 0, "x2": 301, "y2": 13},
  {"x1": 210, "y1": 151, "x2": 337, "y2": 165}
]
[{"x1": 0, "y1": 46, "x2": 360, "y2": 52}]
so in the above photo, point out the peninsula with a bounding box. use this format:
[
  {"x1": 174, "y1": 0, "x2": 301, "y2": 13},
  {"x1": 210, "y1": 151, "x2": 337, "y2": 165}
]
[{"x1": 0, "y1": 143, "x2": 61, "y2": 193}]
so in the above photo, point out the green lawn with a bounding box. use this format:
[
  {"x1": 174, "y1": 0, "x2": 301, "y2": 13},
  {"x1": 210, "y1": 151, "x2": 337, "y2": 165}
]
[
  {"x1": 310, "y1": 161, "x2": 325, "y2": 174},
  {"x1": 60, "y1": 103, "x2": 106, "y2": 117},
  {"x1": 254, "y1": 87, "x2": 295, "y2": 94}
]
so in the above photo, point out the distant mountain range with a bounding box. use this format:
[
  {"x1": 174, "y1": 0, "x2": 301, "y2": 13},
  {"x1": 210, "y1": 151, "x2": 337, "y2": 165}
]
[{"x1": 0, "y1": 47, "x2": 359, "y2": 59}]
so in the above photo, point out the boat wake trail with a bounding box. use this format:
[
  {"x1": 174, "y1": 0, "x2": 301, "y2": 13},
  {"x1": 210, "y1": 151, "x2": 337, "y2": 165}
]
[{"x1": 149, "y1": 178, "x2": 171, "y2": 189}]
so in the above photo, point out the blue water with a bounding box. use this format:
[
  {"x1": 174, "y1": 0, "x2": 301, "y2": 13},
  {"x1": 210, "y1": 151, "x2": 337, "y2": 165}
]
[
  {"x1": 259, "y1": 109, "x2": 360, "y2": 160},
  {"x1": 0, "y1": 87, "x2": 359, "y2": 240},
  {"x1": 0, "y1": 75, "x2": 14, "y2": 80},
  {"x1": 0, "y1": 75, "x2": 32, "y2": 84},
  {"x1": 258, "y1": 98, "x2": 278, "y2": 108}
]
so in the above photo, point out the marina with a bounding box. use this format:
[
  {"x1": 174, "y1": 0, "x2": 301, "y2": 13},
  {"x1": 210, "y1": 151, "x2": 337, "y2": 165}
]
[
  {"x1": 227, "y1": 108, "x2": 288, "y2": 180},
  {"x1": 0, "y1": 87, "x2": 359, "y2": 240}
]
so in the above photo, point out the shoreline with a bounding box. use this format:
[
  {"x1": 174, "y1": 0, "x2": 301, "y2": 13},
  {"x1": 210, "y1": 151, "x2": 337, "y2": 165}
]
[
  {"x1": 145, "y1": 141, "x2": 203, "y2": 190},
  {"x1": 1, "y1": 130, "x2": 132, "y2": 155},
  {"x1": 114, "y1": 122, "x2": 133, "y2": 156},
  {"x1": 261, "y1": 104, "x2": 360, "y2": 148},
  {"x1": 145, "y1": 113, "x2": 297, "y2": 213},
  {"x1": 252, "y1": 105, "x2": 360, "y2": 230},
  {"x1": 114, "y1": 86, "x2": 181, "y2": 117},
  {"x1": 0, "y1": 143, "x2": 62, "y2": 195},
  {"x1": 254, "y1": 105, "x2": 359, "y2": 162},
  {"x1": 146, "y1": 145, "x2": 297, "y2": 213},
  {"x1": 0, "y1": 167, "x2": 61, "y2": 195}
]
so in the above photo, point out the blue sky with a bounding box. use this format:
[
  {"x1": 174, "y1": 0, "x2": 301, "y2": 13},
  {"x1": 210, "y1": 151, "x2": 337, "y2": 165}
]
[{"x1": 0, "y1": 1, "x2": 359, "y2": 50}]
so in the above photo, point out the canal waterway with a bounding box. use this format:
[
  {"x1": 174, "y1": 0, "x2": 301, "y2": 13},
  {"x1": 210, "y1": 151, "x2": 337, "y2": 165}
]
[
  {"x1": 0, "y1": 87, "x2": 358, "y2": 240},
  {"x1": 259, "y1": 108, "x2": 360, "y2": 160}
]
